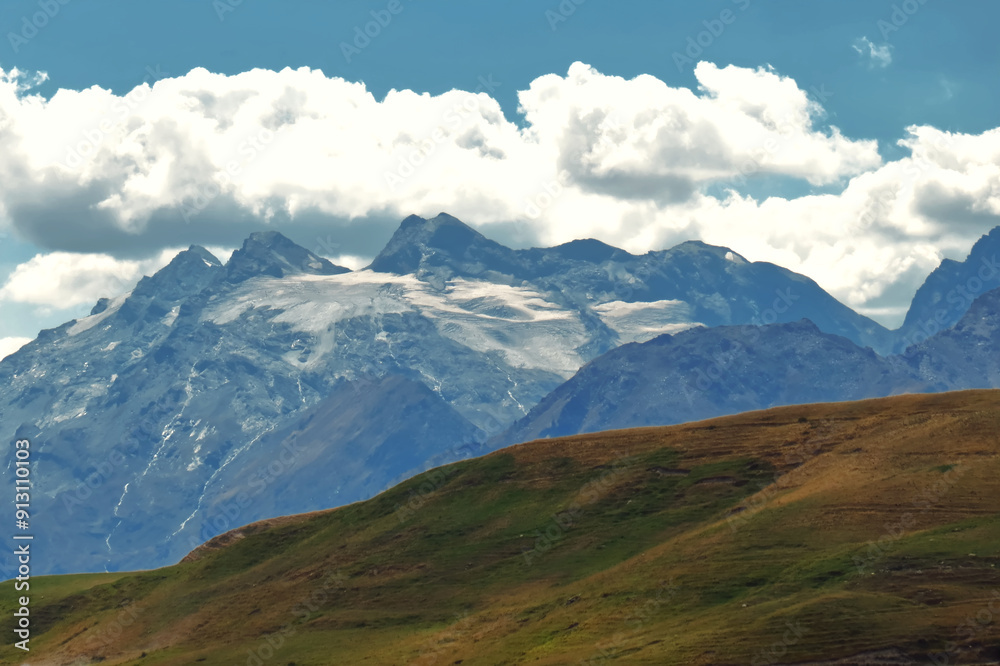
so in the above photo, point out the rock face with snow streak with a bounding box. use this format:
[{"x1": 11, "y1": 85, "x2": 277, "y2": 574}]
[{"x1": 0, "y1": 213, "x2": 895, "y2": 575}]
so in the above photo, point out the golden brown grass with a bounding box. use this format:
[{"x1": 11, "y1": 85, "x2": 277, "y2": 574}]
[{"x1": 5, "y1": 390, "x2": 999, "y2": 664}]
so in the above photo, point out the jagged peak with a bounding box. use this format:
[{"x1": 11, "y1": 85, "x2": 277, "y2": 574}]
[
  {"x1": 367, "y1": 213, "x2": 500, "y2": 275},
  {"x1": 404, "y1": 212, "x2": 487, "y2": 241},
  {"x1": 128, "y1": 245, "x2": 224, "y2": 301},
  {"x1": 152, "y1": 245, "x2": 223, "y2": 274},
  {"x1": 183, "y1": 245, "x2": 223, "y2": 267},
  {"x1": 247, "y1": 230, "x2": 289, "y2": 246},
  {"x1": 227, "y1": 230, "x2": 350, "y2": 282},
  {"x1": 897, "y1": 224, "x2": 1000, "y2": 344},
  {"x1": 970, "y1": 225, "x2": 1000, "y2": 253},
  {"x1": 397, "y1": 213, "x2": 428, "y2": 229}
]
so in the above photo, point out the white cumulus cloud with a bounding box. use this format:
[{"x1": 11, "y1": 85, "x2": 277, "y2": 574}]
[
  {"x1": 0, "y1": 337, "x2": 31, "y2": 361},
  {"x1": 0, "y1": 61, "x2": 879, "y2": 254},
  {"x1": 0, "y1": 62, "x2": 996, "y2": 327},
  {"x1": 0, "y1": 249, "x2": 181, "y2": 309}
]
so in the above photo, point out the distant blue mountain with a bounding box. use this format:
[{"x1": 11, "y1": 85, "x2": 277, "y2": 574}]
[
  {"x1": 495, "y1": 285, "x2": 1000, "y2": 447},
  {"x1": 895, "y1": 227, "x2": 1000, "y2": 352},
  {"x1": 0, "y1": 213, "x2": 980, "y2": 575}
]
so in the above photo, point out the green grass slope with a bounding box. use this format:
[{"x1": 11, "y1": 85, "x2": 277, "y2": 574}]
[{"x1": 5, "y1": 390, "x2": 1000, "y2": 664}]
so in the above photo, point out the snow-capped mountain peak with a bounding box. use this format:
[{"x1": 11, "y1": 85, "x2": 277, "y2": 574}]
[{"x1": 0, "y1": 213, "x2": 903, "y2": 576}]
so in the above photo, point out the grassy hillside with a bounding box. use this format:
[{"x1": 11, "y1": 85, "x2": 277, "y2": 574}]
[{"x1": 6, "y1": 390, "x2": 1000, "y2": 664}]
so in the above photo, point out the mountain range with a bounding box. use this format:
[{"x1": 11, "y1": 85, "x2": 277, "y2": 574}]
[
  {"x1": 3, "y1": 213, "x2": 1000, "y2": 575},
  {"x1": 496, "y1": 285, "x2": 1000, "y2": 445}
]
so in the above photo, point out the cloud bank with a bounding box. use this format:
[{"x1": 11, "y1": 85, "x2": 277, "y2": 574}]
[
  {"x1": 0, "y1": 62, "x2": 998, "y2": 326},
  {"x1": 0, "y1": 248, "x2": 183, "y2": 309},
  {"x1": 0, "y1": 337, "x2": 30, "y2": 361}
]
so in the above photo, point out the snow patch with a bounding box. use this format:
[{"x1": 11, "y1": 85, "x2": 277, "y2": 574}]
[
  {"x1": 594, "y1": 299, "x2": 700, "y2": 345},
  {"x1": 162, "y1": 305, "x2": 180, "y2": 327},
  {"x1": 201, "y1": 272, "x2": 590, "y2": 375},
  {"x1": 68, "y1": 293, "x2": 130, "y2": 336}
]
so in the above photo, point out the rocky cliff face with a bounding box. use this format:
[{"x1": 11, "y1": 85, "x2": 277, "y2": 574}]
[
  {"x1": 902, "y1": 286, "x2": 1000, "y2": 389},
  {"x1": 894, "y1": 227, "x2": 1000, "y2": 352}
]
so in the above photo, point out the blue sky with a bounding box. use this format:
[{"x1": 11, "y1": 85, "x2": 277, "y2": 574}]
[
  {"x1": 3, "y1": 1, "x2": 995, "y2": 144},
  {"x1": 0, "y1": 0, "x2": 998, "y2": 350}
]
